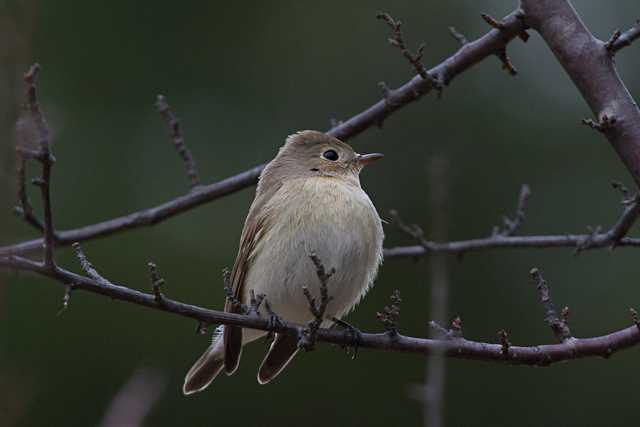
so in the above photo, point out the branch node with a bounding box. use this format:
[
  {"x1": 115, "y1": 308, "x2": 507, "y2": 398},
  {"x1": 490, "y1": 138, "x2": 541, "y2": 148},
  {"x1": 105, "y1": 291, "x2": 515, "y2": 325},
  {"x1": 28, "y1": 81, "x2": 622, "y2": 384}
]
[
  {"x1": 450, "y1": 316, "x2": 463, "y2": 338},
  {"x1": 377, "y1": 289, "x2": 402, "y2": 336},
  {"x1": 575, "y1": 225, "x2": 602, "y2": 254},
  {"x1": 429, "y1": 316, "x2": 463, "y2": 340},
  {"x1": 148, "y1": 261, "x2": 166, "y2": 305},
  {"x1": 498, "y1": 329, "x2": 511, "y2": 358},
  {"x1": 582, "y1": 114, "x2": 617, "y2": 132},
  {"x1": 605, "y1": 30, "x2": 622, "y2": 52},
  {"x1": 630, "y1": 308, "x2": 640, "y2": 332}
]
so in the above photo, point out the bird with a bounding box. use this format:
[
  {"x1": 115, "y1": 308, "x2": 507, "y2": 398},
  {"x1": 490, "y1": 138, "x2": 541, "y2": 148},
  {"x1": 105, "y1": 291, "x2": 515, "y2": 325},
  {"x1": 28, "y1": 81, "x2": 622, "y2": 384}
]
[{"x1": 183, "y1": 130, "x2": 384, "y2": 394}]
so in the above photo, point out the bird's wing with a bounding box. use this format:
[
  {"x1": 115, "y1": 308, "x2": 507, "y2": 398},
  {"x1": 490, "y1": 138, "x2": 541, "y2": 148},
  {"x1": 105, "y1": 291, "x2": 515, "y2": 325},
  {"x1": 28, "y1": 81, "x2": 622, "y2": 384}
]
[{"x1": 223, "y1": 191, "x2": 273, "y2": 375}]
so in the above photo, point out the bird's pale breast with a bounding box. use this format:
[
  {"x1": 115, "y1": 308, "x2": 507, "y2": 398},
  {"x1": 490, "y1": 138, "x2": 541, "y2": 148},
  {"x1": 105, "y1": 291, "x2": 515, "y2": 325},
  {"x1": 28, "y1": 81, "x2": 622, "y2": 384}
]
[{"x1": 243, "y1": 176, "x2": 383, "y2": 324}]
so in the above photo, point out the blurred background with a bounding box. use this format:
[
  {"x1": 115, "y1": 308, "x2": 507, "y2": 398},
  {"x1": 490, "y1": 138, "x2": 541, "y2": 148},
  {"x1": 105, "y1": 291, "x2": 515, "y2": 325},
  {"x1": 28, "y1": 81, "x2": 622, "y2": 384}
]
[{"x1": 1, "y1": 1, "x2": 640, "y2": 426}]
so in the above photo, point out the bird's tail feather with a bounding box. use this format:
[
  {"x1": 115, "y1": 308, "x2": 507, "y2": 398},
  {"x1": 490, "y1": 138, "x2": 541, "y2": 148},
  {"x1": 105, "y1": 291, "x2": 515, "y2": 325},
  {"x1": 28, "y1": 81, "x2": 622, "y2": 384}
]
[
  {"x1": 257, "y1": 333, "x2": 299, "y2": 385},
  {"x1": 183, "y1": 327, "x2": 225, "y2": 395}
]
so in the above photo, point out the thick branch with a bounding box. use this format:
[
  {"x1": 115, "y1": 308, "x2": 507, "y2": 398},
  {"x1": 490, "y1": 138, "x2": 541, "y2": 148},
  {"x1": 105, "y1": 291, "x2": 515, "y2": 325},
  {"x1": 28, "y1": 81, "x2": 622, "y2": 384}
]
[
  {"x1": 1, "y1": 254, "x2": 638, "y2": 366},
  {"x1": 521, "y1": 1, "x2": 640, "y2": 186},
  {"x1": 0, "y1": 9, "x2": 526, "y2": 257}
]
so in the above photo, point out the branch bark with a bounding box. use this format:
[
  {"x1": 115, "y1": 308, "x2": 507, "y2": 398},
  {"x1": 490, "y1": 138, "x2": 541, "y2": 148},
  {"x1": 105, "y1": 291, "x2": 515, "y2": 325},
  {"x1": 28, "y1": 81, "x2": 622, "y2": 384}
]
[
  {"x1": 521, "y1": 0, "x2": 640, "y2": 186},
  {"x1": 0, "y1": 10, "x2": 526, "y2": 257},
  {"x1": 2, "y1": 254, "x2": 638, "y2": 366}
]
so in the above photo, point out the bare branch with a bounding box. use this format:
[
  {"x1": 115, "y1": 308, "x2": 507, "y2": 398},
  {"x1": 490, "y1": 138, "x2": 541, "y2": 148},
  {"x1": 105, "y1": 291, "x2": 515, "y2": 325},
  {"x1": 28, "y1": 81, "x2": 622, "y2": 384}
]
[
  {"x1": 385, "y1": 186, "x2": 640, "y2": 259},
  {"x1": 299, "y1": 253, "x2": 335, "y2": 351},
  {"x1": 0, "y1": 10, "x2": 527, "y2": 258},
  {"x1": 23, "y1": 63, "x2": 56, "y2": 267},
  {"x1": 530, "y1": 268, "x2": 572, "y2": 342},
  {"x1": 376, "y1": 11, "x2": 433, "y2": 83},
  {"x1": 492, "y1": 184, "x2": 531, "y2": 237},
  {"x1": 156, "y1": 95, "x2": 200, "y2": 189},
  {"x1": 2, "y1": 254, "x2": 640, "y2": 366},
  {"x1": 521, "y1": 1, "x2": 640, "y2": 187},
  {"x1": 72, "y1": 242, "x2": 112, "y2": 287}
]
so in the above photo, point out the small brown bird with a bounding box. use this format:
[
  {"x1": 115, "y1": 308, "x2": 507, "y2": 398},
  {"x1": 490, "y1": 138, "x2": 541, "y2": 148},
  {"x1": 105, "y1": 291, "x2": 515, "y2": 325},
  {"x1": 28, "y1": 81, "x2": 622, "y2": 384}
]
[{"x1": 183, "y1": 130, "x2": 384, "y2": 394}]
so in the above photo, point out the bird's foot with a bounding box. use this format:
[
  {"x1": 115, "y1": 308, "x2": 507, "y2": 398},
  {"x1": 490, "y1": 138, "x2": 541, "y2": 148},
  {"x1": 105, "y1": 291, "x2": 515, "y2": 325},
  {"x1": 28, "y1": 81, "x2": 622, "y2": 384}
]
[{"x1": 332, "y1": 317, "x2": 363, "y2": 360}]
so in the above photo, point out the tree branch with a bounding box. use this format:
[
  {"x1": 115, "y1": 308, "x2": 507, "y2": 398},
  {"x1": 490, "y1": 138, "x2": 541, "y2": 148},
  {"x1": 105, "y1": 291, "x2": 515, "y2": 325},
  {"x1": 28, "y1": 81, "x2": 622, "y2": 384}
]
[
  {"x1": 2, "y1": 254, "x2": 638, "y2": 366},
  {"x1": 521, "y1": 1, "x2": 640, "y2": 187},
  {"x1": 23, "y1": 63, "x2": 57, "y2": 267},
  {"x1": 0, "y1": 9, "x2": 526, "y2": 257},
  {"x1": 385, "y1": 185, "x2": 640, "y2": 259}
]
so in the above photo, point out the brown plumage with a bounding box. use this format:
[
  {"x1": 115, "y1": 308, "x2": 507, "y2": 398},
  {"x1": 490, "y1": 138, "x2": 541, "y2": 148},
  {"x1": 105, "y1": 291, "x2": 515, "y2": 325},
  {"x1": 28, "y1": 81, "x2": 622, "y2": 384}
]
[{"x1": 183, "y1": 130, "x2": 384, "y2": 394}]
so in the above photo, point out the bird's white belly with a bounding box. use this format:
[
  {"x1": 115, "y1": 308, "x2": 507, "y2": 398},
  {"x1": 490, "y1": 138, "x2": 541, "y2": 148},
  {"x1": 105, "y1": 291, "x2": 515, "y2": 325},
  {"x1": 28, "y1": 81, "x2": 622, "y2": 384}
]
[{"x1": 242, "y1": 177, "x2": 383, "y2": 325}]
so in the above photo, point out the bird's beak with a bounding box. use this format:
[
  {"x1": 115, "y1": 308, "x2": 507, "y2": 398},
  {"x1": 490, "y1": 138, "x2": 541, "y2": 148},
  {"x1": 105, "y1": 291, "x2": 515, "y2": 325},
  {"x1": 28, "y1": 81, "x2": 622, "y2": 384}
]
[{"x1": 356, "y1": 153, "x2": 384, "y2": 166}]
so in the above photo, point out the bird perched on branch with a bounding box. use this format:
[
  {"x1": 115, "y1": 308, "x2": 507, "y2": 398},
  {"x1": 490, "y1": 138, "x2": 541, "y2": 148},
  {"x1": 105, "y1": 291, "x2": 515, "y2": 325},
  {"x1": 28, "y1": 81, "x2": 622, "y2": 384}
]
[{"x1": 183, "y1": 130, "x2": 384, "y2": 394}]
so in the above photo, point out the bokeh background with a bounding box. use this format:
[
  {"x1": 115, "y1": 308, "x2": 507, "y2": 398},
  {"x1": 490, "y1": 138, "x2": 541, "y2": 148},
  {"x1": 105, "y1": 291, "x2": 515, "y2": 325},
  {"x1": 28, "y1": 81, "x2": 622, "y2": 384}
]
[{"x1": 2, "y1": 1, "x2": 640, "y2": 426}]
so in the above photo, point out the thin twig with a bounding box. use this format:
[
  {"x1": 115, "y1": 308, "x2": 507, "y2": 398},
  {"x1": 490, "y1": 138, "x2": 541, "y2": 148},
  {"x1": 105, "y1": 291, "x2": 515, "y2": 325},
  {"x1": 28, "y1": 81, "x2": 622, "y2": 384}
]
[
  {"x1": 376, "y1": 11, "x2": 432, "y2": 82},
  {"x1": 148, "y1": 261, "x2": 165, "y2": 305},
  {"x1": 481, "y1": 13, "x2": 524, "y2": 75},
  {"x1": 448, "y1": 27, "x2": 468, "y2": 46},
  {"x1": 492, "y1": 184, "x2": 531, "y2": 237},
  {"x1": 72, "y1": 242, "x2": 112, "y2": 287},
  {"x1": 156, "y1": 95, "x2": 200, "y2": 189},
  {"x1": 529, "y1": 268, "x2": 572, "y2": 342},
  {"x1": 299, "y1": 253, "x2": 335, "y2": 351},
  {"x1": 23, "y1": 63, "x2": 56, "y2": 267},
  {"x1": 14, "y1": 154, "x2": 43, "y2": 231},
  {"x1": 56, "y1": 283, "x2": 73, "y2": 316}
]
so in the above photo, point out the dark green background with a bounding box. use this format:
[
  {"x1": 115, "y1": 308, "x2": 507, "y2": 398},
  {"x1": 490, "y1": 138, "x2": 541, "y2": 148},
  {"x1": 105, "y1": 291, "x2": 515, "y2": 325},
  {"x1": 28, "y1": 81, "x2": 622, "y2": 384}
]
[{"x1": 2, "y1": 1, "x2": 640, "y2": 426}]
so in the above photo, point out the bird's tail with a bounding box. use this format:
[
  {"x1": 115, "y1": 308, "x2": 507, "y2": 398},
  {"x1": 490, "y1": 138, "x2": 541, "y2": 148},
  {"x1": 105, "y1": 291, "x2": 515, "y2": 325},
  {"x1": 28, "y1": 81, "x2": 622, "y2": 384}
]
[{"x1": 183, "y1": 326, "x2": 225, "y2": 395}]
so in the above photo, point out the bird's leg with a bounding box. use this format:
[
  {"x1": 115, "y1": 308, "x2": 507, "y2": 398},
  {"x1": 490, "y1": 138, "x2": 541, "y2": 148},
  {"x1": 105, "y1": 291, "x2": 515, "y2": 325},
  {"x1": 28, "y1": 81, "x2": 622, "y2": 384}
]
[
  {"x1": 331, "y1": 317, "x2": 363, "y2": 360},
  {"x1": 263, "y1": 298, "x2": 284, "y2": 343}
]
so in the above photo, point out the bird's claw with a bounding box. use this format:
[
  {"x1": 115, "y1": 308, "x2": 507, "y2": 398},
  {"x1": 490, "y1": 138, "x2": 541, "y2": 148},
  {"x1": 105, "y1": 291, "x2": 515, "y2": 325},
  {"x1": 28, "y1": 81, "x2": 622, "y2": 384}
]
[{"x1": 332, "y1": 317, "x2": 362, "y2": 360}]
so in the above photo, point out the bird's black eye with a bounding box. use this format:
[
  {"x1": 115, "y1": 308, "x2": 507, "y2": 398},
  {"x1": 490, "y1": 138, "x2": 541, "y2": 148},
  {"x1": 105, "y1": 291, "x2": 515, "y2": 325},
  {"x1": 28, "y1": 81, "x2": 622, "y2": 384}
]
[{"x1": 322, "y1": 149, "x2": 339, "y2": 161}]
